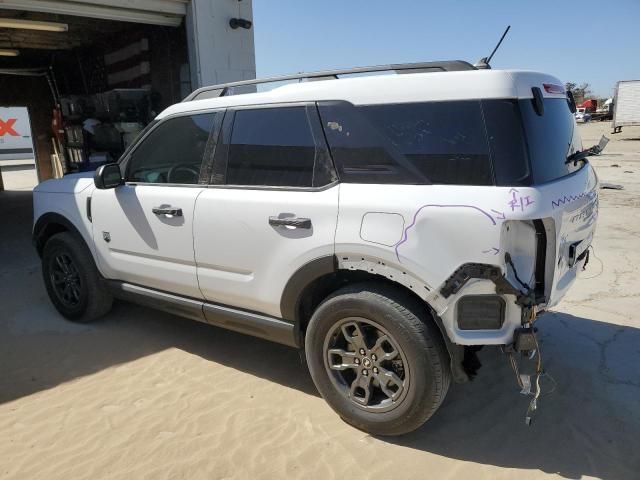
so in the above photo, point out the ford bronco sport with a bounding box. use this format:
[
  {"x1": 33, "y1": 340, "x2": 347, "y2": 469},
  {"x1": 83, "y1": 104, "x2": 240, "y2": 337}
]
[{"x1": 33, "y1": 60, "x2": 598, "y2": 435}]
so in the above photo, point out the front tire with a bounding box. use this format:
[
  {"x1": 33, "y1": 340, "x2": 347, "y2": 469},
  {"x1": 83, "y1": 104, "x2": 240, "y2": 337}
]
[
  {"x1": 305, "y1": 283, "x2": 450, "y2": 436},
  {"x1": 42, "y1": 232, "x2": 113, "y2": 322}
]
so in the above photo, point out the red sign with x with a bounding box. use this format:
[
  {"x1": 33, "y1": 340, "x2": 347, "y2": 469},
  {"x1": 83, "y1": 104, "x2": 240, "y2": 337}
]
[{"x1": 0, "y1": 118, "x2": 19, "y2": 136}]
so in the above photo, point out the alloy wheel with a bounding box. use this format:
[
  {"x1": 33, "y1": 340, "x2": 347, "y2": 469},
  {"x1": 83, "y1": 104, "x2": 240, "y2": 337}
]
[
  {"x1": 323, "y1": 317, "x2": 410, "y2": 412},
  {"x1": 50, "y1": 253, "x2": 83, "y2": 308}
]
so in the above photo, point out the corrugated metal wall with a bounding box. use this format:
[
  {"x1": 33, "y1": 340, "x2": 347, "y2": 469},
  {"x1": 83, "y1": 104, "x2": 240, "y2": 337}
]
[{"x1": 0, "y1": 0, "x2": 187, "y2": 26}]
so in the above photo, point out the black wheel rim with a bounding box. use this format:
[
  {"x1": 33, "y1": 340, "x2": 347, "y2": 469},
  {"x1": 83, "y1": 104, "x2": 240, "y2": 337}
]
[
  {"x1": 50, "y1": 253, "x2": 83, "y2": 308},
  {"x1": 323, "y1": 317, "x2": 410, "y2": 412}
]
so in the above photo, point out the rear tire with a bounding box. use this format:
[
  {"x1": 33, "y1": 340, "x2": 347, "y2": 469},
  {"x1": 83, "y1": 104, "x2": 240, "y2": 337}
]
[
  {"x1": 305, "y1": 283, "x2": 450, "y2": 436},
  {"x1": 42, "y1": 232, "x2": 113, "y2": 323}
]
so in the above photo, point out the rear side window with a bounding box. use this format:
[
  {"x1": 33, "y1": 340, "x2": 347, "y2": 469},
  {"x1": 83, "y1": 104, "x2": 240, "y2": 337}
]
[
  {"x1": 126, "y1": 113, "x2": 216, "y2": 184},
  {"x1": 319, "y1": 101, "x2": 493, "y2": 185},
  {"x1": 318, "y1": 102, "x2": 420, "y2": 184},
  {"x1": 362, "y1": 102, "x2": 492, "y2": 185},
  {"x1": 226, "y1": 107, "x2": 317, "y2": 187}
]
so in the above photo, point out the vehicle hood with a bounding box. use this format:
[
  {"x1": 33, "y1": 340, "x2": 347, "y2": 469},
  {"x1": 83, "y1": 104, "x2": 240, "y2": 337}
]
[{"x1": 33, "y1": 172, "x2": 96, "y2": 194}]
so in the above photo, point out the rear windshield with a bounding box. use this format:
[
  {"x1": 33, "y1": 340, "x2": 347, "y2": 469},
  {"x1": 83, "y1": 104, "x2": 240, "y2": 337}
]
[
  {"x1": 518, "y1": 98, "x2": 578, "y2": 184},
  {"x1": 318, "y1": 97, "x2": 579, "y2": 186}
]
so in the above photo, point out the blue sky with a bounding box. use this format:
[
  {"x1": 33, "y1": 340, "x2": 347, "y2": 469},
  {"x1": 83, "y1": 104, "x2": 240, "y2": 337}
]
[{"x1": 254, "y1": 0, "x2": 639, "y2": 98}]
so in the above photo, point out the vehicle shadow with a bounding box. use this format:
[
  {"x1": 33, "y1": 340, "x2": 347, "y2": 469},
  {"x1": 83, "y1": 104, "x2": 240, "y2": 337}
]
[
  {"x1": 114, "y1": 185, "x2": 158, "y2": 249},
  {"x1": 2, "y1": 190, "x2": 638, "y2": 479},
  {"x1": 1, "y1": 189, "x2": 312, "y2": 406},
  {"x1": 386, "y1": 311, "x2": 640, "y2": 480}
]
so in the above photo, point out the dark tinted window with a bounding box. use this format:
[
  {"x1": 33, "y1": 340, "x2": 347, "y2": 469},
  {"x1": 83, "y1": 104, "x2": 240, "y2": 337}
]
[
  {"x1": 519, "y1": 98, "x2": 576, "y2": 184},
  {"x1": 481, "y1": 99, "x2": 531, "y2": 186},
  {"x1": 226, "y1": 107, "x2": 317, "y2": 187},
  {"x1": 126, "y1": 113, "x2": 215, "y2": 184},
  {"x1": 319, "y1": 101, "x2": 492, "y2": 185},
  {"x1": 362, "y1": 101, "x2": 492, "y2": 185},
  {"x1": 318, "y1": 102, "x2": 419, "y2": 184}
]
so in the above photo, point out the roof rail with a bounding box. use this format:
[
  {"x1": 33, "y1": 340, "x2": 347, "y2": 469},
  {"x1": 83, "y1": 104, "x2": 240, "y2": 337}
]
[{"x1": 183, "y1": 60, "x2": 476, "y2": 102}]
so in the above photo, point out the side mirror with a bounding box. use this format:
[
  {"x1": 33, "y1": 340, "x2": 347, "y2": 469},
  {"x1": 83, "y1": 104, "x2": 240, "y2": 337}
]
[{"x1": 94, "y1": 163, "x2": 123, "y2": 189}]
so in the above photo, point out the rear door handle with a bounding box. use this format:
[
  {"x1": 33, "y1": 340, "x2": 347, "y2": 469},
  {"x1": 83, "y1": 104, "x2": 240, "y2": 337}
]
[
  {"x1": 152, "y1": 206, "x2": 183, "y2": 217},
  {"x1": 269, "y1": 216, "x2": 312, "y2": 229}
]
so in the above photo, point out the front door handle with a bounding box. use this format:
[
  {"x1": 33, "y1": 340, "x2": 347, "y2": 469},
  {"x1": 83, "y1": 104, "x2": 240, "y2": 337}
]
[
  {"x1": 152, "y1": 206, "x2": 183, "y2": 217},
  {"x1": 269, "y1": 216, "x2": 312, "y2": 229}
]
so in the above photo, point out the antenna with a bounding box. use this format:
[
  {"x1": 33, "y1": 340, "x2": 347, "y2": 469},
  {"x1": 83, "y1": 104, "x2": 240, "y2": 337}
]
[{"x1": 475, "y1": 25, "x2": 511, "y2": 69}]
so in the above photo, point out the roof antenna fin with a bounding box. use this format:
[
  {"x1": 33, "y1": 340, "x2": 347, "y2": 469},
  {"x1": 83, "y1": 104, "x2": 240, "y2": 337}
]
[{"x1": 475, "y1": 25, "x2": 510, "y2": 69}]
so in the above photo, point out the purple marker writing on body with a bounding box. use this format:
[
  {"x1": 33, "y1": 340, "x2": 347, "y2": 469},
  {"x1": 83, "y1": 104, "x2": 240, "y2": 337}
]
[
  {"x1": 491, "y1": 209, "x2": 506, "y2": 220},
  {"x1": 394, "y1": 204, "x2": 496, "y2": 262},
  {"x1": 508, "y1": 189, "x2": 534, "y2": 212},
  {"x1": 551, "y1": 190, "x2": 596, "y2": 209}
]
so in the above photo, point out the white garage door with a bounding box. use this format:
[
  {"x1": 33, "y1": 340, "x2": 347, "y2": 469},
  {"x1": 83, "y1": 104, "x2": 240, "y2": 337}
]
[{"x1": 0, "y1": 0, "x2": 187, "y2": 26}]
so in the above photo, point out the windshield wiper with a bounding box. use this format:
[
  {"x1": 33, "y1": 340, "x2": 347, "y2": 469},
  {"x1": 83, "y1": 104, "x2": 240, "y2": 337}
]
[
  {"x1": 565, "y1": 149, "x2": 591, "y2": 165},
  {"x1": 565, "y1": 135, "x2": 609, "y2": 165}
]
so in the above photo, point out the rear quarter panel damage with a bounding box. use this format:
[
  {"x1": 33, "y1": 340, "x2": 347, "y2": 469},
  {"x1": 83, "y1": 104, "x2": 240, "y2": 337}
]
[{"x1": 335, "y1": 164, "x2": 598, "y2": 345}]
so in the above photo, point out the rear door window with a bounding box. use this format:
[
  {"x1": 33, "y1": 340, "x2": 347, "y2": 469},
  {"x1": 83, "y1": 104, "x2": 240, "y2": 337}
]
[{"x1": 225, "y1": 107, "x2": 318, "y2": 187}]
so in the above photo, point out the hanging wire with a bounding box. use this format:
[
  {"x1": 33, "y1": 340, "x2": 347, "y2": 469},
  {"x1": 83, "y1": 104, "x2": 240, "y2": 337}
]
[{"x1": 581, "y1": 245, "x2": 604, "y2": 279}]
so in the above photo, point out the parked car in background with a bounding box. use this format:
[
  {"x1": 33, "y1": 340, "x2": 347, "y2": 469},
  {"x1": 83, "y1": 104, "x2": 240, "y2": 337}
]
[{"x1": 575, "y1": 107, "x2": 592, "y2": 122}]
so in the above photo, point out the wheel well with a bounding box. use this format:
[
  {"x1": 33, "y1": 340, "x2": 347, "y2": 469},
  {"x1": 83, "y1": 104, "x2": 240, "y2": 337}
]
[
  {"x1": 296, "y1": 270, "x2": 471, "y2": 383},
  {"x1": 297, "y1": 270, "x2": 434, "y2": 335},
  {"x1": 33, "y1": 213, "x2": 84, "y2": 257},
  {"x1": 34, "y1": 222, "x2": 68, "y2": 256}
]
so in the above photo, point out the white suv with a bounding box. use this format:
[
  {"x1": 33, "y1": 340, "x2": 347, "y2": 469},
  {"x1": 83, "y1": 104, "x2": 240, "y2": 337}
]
[{"x1": 33, "y1": 61, "x2": 598, "y2": 435}]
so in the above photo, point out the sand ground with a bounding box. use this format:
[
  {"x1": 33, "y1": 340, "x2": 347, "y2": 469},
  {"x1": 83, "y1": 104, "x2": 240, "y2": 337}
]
[{"x1": 0, "y1": 122, "x2": 639, "y2": 479}]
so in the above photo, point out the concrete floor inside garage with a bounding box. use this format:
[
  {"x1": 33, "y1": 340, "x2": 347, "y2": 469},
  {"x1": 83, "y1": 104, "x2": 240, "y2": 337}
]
[{"x1": 0, "y1": 122, "x2": 639, "y2": 479}]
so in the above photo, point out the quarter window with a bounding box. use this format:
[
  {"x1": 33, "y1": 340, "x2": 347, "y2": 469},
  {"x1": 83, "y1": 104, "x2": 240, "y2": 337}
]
[
  {"x1": 362, "y1": 101, "x2": 492, "y2": 185},
  {"x1": 126, "y1": 113, "x2": 216, "y2": 184},
  {"x1": 319, "y1": 101, "x2": 493, "y2": 185},
  {"x1": 225, "y1": 107, "x2": 317, "y2": 187},
  {"x1": 318, "y1": 102, "x2": 416, "y2": 184}
]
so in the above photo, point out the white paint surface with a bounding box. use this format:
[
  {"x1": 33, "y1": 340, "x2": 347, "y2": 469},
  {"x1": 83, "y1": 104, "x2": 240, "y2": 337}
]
[
  {"x1": 360, "y1": 212, "x2": 405, "y2": 247},
  {"x1": 0, "y1": 107, "x2": 33, "y2": 159}
]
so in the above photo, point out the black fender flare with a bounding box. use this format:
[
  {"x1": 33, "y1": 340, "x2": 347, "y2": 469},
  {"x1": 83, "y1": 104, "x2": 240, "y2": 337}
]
[
  {"x1": 33, "y1": 212, "x2": 87, "y2": 257},
  {"x1": 279, "y1": 255, "x2": 337, "y2": 323},
  {"x1": 280, "y1": 254, "x2": 469, "y2": 381}
]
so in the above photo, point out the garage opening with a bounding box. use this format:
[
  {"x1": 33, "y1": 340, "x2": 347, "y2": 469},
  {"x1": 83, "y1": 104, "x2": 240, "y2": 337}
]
[{"x1": 0, "y1": 7, "x2": 191, "y2": 190}]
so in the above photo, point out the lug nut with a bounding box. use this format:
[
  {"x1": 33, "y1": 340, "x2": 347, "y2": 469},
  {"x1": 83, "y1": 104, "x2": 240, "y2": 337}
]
[
  {"x1": 359, "y1": 348, "x2": 366, "y2": 355},
  {"x1": 371, "y1": 354, "x2": 377, "y2": 361},
  {"x1": 373, "y1": 367, "x2": 379, "y2": 374},
  {"x1": 354, "y1": 358, "x2": 361, "y2": 365},
  {"x1": 362, "y1": 369, "x2": 369, "y2": 376}
]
